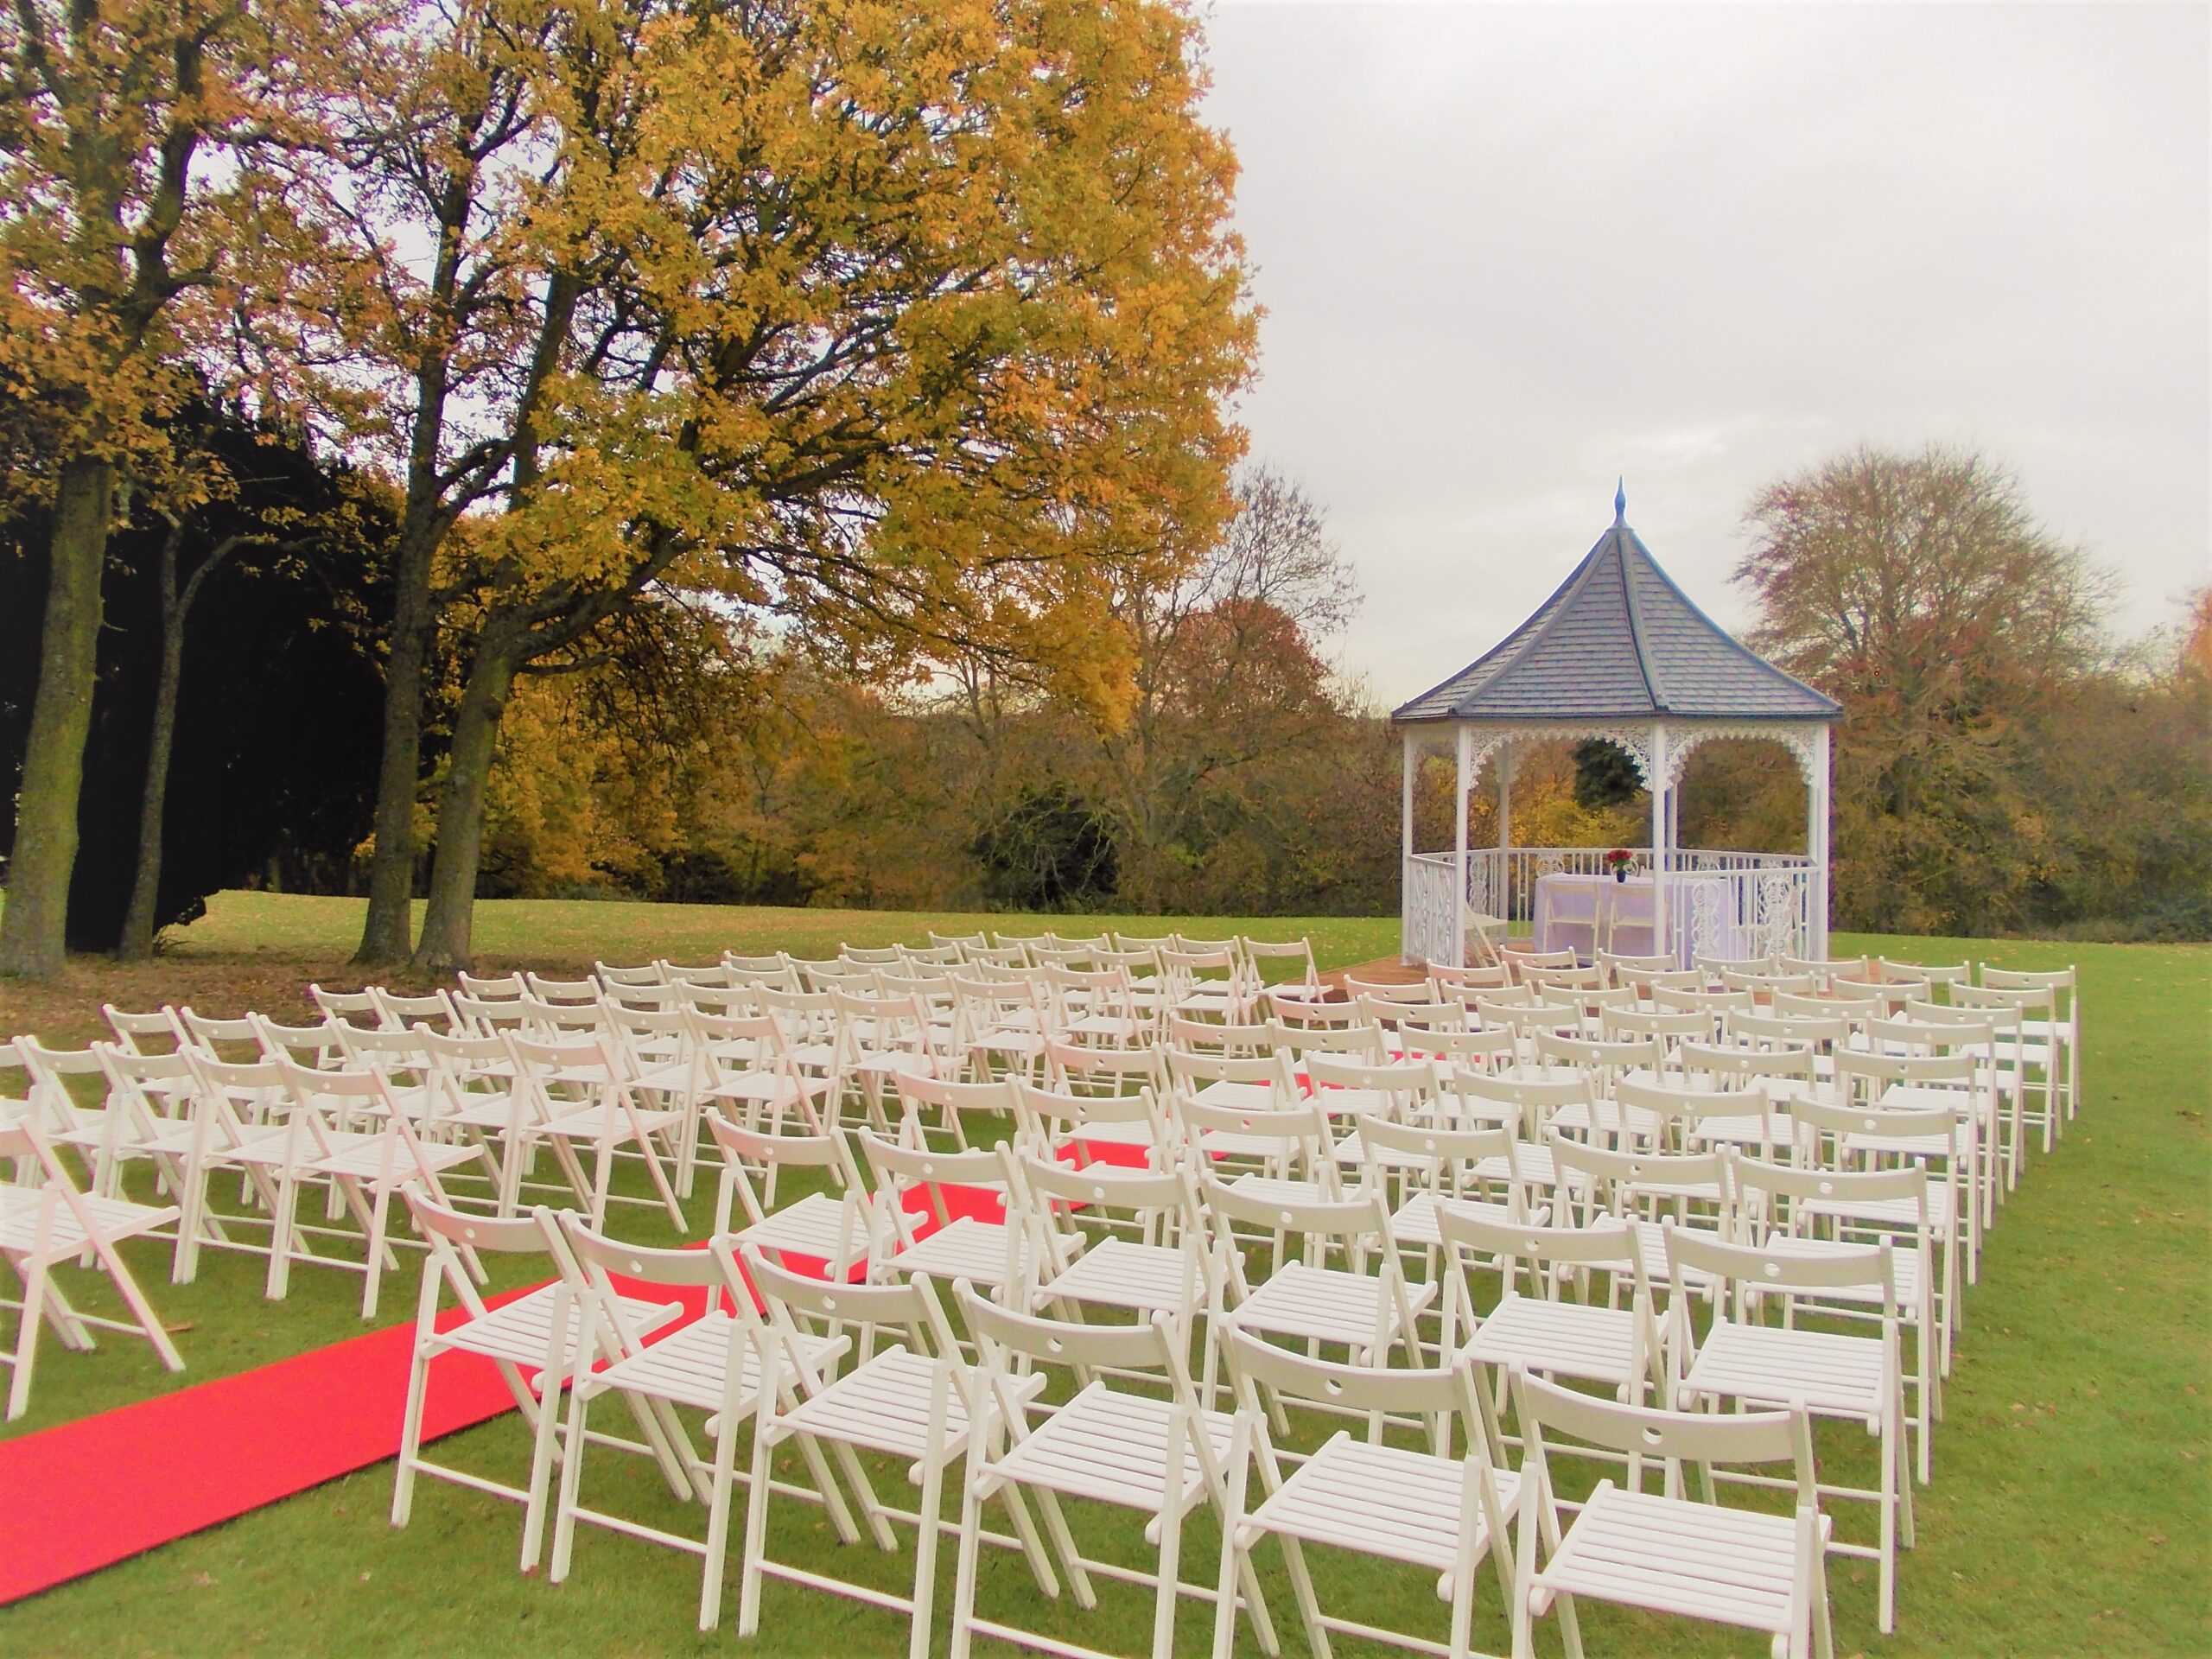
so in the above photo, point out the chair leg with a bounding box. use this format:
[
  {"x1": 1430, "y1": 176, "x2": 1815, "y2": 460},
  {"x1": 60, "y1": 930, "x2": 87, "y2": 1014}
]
[
  {"x1": 907, "y1": 1452, "x2": 946, "y2": 1659},
  {"x1": 948, "y1": 1462, "x2": 986, "y2": 1659},
  {"x1": 1151, "y1": 1486, "x2": 1185, "y2": 1659},
  {"x1": 6, "y1": 1254, "x2": 49, "y2": 1421},
  {"x1": 697, "y1": 1401, "x2": 744, "y2": 1630},
  {"x1": 523, "y1": 1367, "x2": 567, "y2": 1574},
  {"x1": 391, "y1": 1341, "x2": 432, "y2": 1526},
  {"x1": 737, "y1": 1421, "x2": 777, "y2": 1638}
]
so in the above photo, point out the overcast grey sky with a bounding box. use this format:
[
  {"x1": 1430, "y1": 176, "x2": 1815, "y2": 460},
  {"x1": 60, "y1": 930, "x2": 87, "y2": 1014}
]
[{"x1": 1198, "y1": 2, "x2": 2210, "y2": 707}]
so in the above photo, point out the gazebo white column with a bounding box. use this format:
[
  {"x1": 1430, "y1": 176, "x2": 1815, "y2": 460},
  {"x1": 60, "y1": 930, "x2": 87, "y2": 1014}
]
[
  {"x1": 1496, "y1": 742, "x2": 1514, "y2": 855},
  {"x1": 1648, "y1": 721, "x2": 1670, "y2": 955},
  {"x1": 1809, "y1": 722, "x2": 1833, "y2": 956},
  {"x1": 1452, "y1": 724, "x2": 1471, "y2": 967}
]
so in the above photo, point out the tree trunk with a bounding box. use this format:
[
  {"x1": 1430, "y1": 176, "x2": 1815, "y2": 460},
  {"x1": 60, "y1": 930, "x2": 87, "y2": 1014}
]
[
  {"x1": 410, "y1": 620, "x2": 521, "y2": 976},
  {"x1": 118, "y1": 528, "x2": 251, "y2": 959},
  {"x1": 354, "y1": 524, "x2": 436, "y2": 964},
  {"x1": 0, "y1": 457, "x2": 116, "y2": 978},
  {"x1": 116, "y1": 533, "x2": 189, "y2": 959}
]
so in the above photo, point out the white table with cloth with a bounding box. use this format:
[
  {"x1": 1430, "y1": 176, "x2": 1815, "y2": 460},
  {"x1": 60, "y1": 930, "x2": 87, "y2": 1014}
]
[{"x1": 1532, "y1": 872, "x2": 1736, "y2": 964}]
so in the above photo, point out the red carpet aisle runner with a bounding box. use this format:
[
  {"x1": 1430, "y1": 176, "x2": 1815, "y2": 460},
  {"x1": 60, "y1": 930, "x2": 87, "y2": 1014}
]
[{"x1": 0, "y1": 1182, "x2": 1030, "y2": 1605}]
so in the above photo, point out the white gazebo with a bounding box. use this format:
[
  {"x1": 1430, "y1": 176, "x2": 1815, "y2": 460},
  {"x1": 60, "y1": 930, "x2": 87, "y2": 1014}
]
[{"x1": 1394, "y1": 491, "x2": 1841, "y2": 968}]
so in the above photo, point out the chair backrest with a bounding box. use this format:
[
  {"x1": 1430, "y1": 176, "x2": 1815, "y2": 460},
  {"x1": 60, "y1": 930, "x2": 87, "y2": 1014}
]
[
  {"x1": 1615, "y1": 1077, "x2": 1777, "y2": 1148},
  {"x1": 561, "y1": 1210, "x2": 739, "y2": 1291},
  {"x1": 1353, "y1": 1113, "x2": 1524, "y2": 1200},
  {"x1": 1883, "y1": 957, "x2": 1973, "y2": 986},
  {"x1": 600, "y1": 981, "x2": 685, "y2": 1011},
  {"x1": 250, "y1": 1015, "x2": 346, "y2": 1065},
  {"x1": 415, "y1": 1022, "x2": 510, "y2": 1077},
  {"x1": 1269, "y1": 1017, "x2": 1389, "y2": 1061},
  {"x1": 524, "y1": 972, "x2": 602, "y2": 1006},
  {"x1": 1728, "y1": 1152, "x2": 1928, "y2": 1234},
  {"x1": 1010, "y1": 1146, "x2": 1200, "y2": 1231},
  {"x1": 1239, "y1": 936, "x2": 1318, "y2": 984},
  {"x1": 893, "y1": 1071, "x2": 1014, "y2": 1131},
  {"x1": 1679, "y1": 1040, "x2": 1814, "y2": 1090},
  {"x1": 1501, "y1": 946, "x2": 1579, "y2": 973},
  {"x1": 594, "y1": 960, "x2": 664, "y2": 986},
  {"x1": 1440, "y1": 1068, "x2": 1590, "y2": 1135},
  {"x1": 1303, "y1": 1051, "x2": 1437, "y2": 1109},
  {"x1": 1652, "y1": 985, "x2": 1751, "y2": 1015},
  {"x1": 1339, "y1": 976, "x2": 1432, "y2": 1004},
  {"x1": 1358, "y1": 995, "x2": 1467, "y2": 1034},
  {"x1": 1523, "y1": 963, "x2": 1603, "y2": 994},
  {"x1": 1723, "y1": 1009, "x2": 1849, "y2": 1051},
  {"x1": 518, "y1": 993, "x2": 605, "y2": 1035},
  {"x1": 837, "y1": 943, "x2": 906, "y2": 965},
  {"x1": 1788, "y1": 1094, "x2": 1960, "y2": 1157},
  {"x1": 723, "y1": 952, "x2": 802, "y2": 989},
  {"x1": 405, "y1": 1187, "x2": 557, "y2": 1255},
  {"x1": 855, "y1": 1130, "x2": 1014, "y2": 1254},
  {"x1": 1510, "y1": 1364, "x2": 1813, "y2": 1492},
  {"x1": 451, "y1": 992, "x2": 531, "y2": 1033},
  {"x1": 1427, "y1": 961, "x2": 1515, "y2": 995},
  {"x1": 1202, "y1": 1171, "x2": 1387, "y2": 1243},
  {"x1": 1833, "y1": 1046, "x2": 1975, "y2": 1094},
  {"x1": 1165, "y1": 1014, "x2": 1274, "y2": 1055},
  {"x1": 1262, "y1": 988, "x2": 1365, "y2": 1028},
  {"x1": 1043, "y1": 1039, "x2": 1164, "y2": 1095},
  {"x1": 661, "y1": 959, "x2": 736, "y2": 986},
  {"x1": 102, "y1": 1004, "x2": 185, "y2": 1054},
  {"x1": 1162, "y1": 1045, "x2": 1296, "y2": 1098},
  {"x1": 743, "y1": 1243, "x2": 954, "y2": 1367},
  {"x1": 1535, "y1": 1031, "x2": 1663, "y2": 1079},
  {"x1": 1434, "y1": 1206, "x2": 1642, "y2": 1277},
  {"x1": 959, "y1": 1282, "x2": 1188, "y2": 1386},
  {"x1": 1222, "y1": 1324, "x2": 1485, "y2": 1426},
  {"x1": 456, "y1": 970, "x2": 525, "y2": 998},
  {"x1": 1545, "y1": 1129, "x2": 1726, "y2": 1224},
  {"x1": 503, "y1": 1029, "x2": 619, "y2": 1084},
  {"x1": 1008, "y1": 1078, "x2": 1164, "y2": 1152},
  {"x1": 1395, "y1": 1025, "x2": 1519, "y2": 1072},
  {"x1": 175, "y1": 1005, "x2": 262, "y2": 1053},
  {"x1": 1663, "y1": 1222, "x2": 1895, "y2": 1313},
  {"x1": 1599, "y1": 1006, "x2": 1711, "y2": 1043},
  {"x1": 334, "y1": 1024, "x2": 435, "y2": 1075},
  {"x1": 372, "y1": 987, "x2": 461, "y2": 1032},
  {"x1": 309, "y1": 984, "x2": 388, "y2": 1028}
]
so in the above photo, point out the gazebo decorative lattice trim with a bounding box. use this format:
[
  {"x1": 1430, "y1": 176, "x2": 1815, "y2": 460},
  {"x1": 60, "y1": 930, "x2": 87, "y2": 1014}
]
[{"x1": 1390, "y1": 492, "x2": 1840, "y2": 967}]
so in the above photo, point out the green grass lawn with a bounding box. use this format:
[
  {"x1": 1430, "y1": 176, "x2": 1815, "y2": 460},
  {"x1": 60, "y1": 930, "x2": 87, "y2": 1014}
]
[{"x1": 0, "y1": 897, "x2": 2204, "y2": 1656}]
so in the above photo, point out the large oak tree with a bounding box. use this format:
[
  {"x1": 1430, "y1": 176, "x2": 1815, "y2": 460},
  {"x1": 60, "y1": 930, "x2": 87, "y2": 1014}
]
[{"x1": 297, "y1": 0, "x2": 1253, "y2": 971}]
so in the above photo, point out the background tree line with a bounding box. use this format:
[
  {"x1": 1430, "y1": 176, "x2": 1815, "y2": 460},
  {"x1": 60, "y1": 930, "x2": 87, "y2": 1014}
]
[{"x1": 0, "y1": 5, "x2": 2200, "y2": 961}]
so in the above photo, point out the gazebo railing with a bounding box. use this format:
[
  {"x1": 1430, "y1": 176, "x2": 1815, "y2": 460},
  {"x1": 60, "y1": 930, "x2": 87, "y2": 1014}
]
[{"x1": 1404, "y1": 847, "x2": 1818, "y2": 967}]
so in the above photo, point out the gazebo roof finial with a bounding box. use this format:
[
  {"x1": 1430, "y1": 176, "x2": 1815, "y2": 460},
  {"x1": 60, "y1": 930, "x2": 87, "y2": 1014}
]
[{"x1": 1613, "y1": 477, "x2": 1626, "y2": 525}]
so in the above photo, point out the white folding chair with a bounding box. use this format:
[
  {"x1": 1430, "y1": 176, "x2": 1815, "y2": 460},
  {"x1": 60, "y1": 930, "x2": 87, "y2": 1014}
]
[
  {"x1": 706, "y1": 1109, "x2": 872, "y2": 1278},
  {"x1": 1212, "y1": 1327, "x2": 1517, "y2": 1659},
  {"x1": 0, "y1": 1116, "x2": 184, "y2": 1419},
  {"x1": 548, "y1": 1219, "x2": 848, "y2": 1629},
  {"x1": 391, "y1": 1193, "x2": 689, "y2": 1571},
  {"x1": 740, "y1": 1252, "x2": 1033, "y2": 1659},
  {"x1": 1663, "y1": 1224, "x2": 1913, "y2": 1634},
  {"x1": 949, "y1": 1287, "x2": 1276, "y2": 1659},
  {"x1": 1508, "y1": 1365, "x2": 1834, "y2": 1659}
]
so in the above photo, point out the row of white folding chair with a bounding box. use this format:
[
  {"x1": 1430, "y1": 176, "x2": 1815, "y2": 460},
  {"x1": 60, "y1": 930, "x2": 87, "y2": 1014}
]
[
  {"x1": 539, "y1": 1132, "x2": 1866, "y2": 1659},
  {"x1": 86, "y1": 1034, "x2": 489, "y2": 1316},
  {"x1": 601, "y1": 1071, "x2": 1937, "y2": 1645}
]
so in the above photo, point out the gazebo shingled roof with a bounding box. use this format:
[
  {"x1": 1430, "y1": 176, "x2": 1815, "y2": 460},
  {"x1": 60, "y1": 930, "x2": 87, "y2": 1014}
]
[{"x1": 1391, "y1": 502, "x2": 1840, "y2": 725}]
